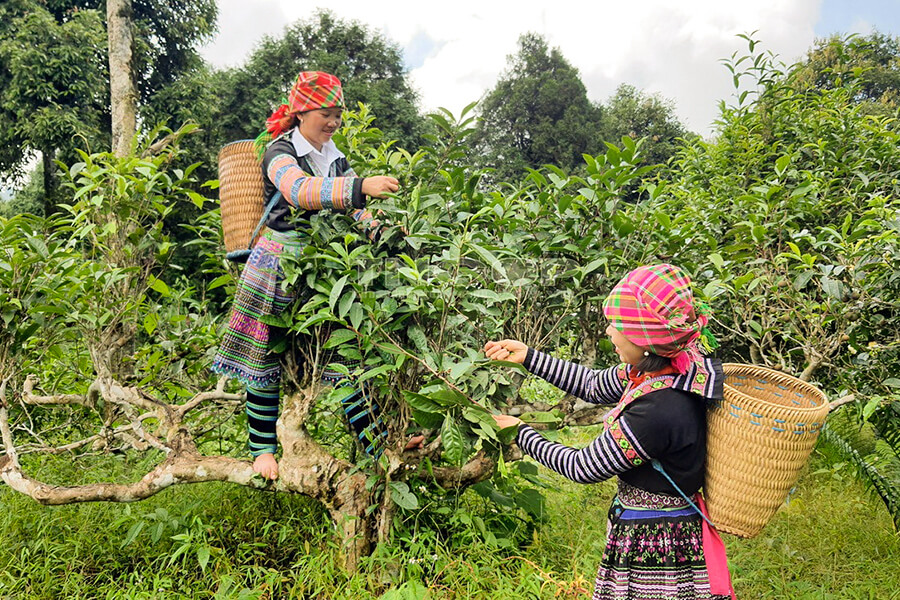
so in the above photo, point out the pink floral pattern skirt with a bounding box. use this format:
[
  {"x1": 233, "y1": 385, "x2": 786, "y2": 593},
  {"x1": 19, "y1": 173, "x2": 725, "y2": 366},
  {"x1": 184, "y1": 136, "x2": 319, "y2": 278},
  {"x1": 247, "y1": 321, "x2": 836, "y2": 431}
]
[{"x1": 592, "y1": 481, "x2": 729, "y2": 600}]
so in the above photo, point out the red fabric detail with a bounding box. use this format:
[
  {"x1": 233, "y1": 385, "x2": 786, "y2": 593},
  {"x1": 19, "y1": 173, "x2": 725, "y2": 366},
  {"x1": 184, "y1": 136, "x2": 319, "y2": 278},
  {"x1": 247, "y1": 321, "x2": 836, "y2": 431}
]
[
  {"x1": 265, "y1": 104, "x2": 290, "y2": 138},
  {"x1": 607, "y1": 420, "x2": 644, "y2": 466},
  {"x1": 262, "y1": 72, "x2": 345, "y2": 144},
  {"x1": 670, "y1": 350, "x2": 693, "y2": 374},
  {"x1": 605, "y1": 369, "x2": 680, "y2": 430},
  {"x1": 627, "y1": 365, "x2": 679, "y2": 388},
  {"x1": 287, "y1": 71, "x2": 344, "y2": 113},
  {"x1": 695, "y1": 493, "x2": 736, "y2": 599}
]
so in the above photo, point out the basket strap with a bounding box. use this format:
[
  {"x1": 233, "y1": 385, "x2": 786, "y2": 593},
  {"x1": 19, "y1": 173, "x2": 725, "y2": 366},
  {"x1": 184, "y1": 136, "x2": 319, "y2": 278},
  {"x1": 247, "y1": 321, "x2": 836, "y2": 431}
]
[
  {"x1": 650, "y1": 459, "x2": 718, "y2": 529},
  {"x1": 247, "y1": 191, "x2": 283, "y2": 250}
]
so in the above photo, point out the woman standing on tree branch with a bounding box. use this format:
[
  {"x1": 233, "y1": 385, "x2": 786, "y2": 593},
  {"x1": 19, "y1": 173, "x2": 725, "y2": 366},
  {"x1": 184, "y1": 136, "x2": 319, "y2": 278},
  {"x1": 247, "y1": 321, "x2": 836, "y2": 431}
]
[
  {"x1": 485, "y1": 264, "x2": 736, "y2": 600},
  {"x1": 211, "y1": 71, "x2": 401, "y2": 481}
]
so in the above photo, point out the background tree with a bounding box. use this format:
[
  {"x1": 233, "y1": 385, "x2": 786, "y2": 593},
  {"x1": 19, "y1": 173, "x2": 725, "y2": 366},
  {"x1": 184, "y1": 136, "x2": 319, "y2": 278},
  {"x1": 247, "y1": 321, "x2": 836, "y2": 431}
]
[
  {"x1": 0, "y1": 3, "x2": 109, "y2": 215},
  {"x1": 214, "y1": 10, "x2": 425, "y2": 152},
  {"x1": 472, "y1": 33, "x2": 603, "y2": 182},
  {"x1": 0, "y1": 0, "x2": 33, "y2": 187},
  {"x1": 33, "y1": 0, "x2": 218, "y2": 110},
  {"x1": 791, "y1": 31, "x2": 900, "y2": 115},
  {"x1": 0, "y1": 165, "x2": 44, "y2": 219},
  {"x1": 124, "y1": 0, "x2": 221, "y2": 172},
  {"x1": 599, "y1": 84, "x2": 692, "y2": 171},
  {"x1": 0, "y1": 0, "x2": 217, "y2": 212}
]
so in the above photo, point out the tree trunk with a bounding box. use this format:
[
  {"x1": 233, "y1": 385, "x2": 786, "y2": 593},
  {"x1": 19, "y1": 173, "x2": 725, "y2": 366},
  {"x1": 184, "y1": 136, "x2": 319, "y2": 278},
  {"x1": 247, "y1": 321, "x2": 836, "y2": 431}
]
[
  {"x1": 41, "y1": 149, "x2": 57, "y2": 216},
  {"x1": 275, "y1": 388, "x2": 378, "y2": 571},
  {"x1": 107, "y1": 0, "x2": 136, "y2": 156}
]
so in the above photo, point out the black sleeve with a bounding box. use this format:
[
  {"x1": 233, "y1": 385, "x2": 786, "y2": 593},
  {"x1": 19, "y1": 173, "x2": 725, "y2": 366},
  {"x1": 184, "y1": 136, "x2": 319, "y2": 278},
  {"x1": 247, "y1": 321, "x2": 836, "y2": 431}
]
[{"x1": 351, "y1": 177, "x2": 365, "y2": 208}]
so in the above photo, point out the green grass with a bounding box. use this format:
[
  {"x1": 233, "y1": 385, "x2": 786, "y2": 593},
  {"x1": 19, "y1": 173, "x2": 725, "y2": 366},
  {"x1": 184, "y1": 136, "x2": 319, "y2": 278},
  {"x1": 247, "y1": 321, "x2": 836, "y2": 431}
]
[
  {"x1": 725, "y1": 456, "x2": 900, "y2": 599},
  {"x1": 0, "y1": 432, "x2": 897, "y2": 599}
]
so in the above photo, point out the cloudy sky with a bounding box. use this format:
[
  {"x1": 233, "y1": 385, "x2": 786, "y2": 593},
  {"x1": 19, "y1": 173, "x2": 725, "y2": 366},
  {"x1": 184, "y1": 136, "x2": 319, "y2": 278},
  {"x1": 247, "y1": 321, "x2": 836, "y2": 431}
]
[{"x1": 204, "y1": 1, "x2": 899, "y2": 137}]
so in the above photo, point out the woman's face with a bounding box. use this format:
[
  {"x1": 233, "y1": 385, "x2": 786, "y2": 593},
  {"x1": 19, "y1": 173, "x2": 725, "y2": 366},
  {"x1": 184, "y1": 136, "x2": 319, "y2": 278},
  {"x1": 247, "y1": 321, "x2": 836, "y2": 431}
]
[
  {"x1": 299, "y1": 107, "x2": 344, "y2": 150},
  {"x1": 605, "y1": 324, "x2": 646, "y2": 365}
]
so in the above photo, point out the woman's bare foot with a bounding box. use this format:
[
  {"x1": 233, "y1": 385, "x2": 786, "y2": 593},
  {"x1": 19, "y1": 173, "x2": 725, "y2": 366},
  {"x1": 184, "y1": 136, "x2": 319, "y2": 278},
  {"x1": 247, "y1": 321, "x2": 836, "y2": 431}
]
[{"x1": 252, "y1": 453, "x2": 279, "y2": 480}]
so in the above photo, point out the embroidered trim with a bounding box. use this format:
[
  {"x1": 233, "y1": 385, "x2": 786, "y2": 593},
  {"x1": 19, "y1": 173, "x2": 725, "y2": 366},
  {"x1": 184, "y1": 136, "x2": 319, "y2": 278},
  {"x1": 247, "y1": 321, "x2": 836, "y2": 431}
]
[
  {"x1": 603, "y1": 373, "x2": 680, "y2": 430},
  {"x1": 608, "y1": 420, "x2": 644, "y2": 467}
]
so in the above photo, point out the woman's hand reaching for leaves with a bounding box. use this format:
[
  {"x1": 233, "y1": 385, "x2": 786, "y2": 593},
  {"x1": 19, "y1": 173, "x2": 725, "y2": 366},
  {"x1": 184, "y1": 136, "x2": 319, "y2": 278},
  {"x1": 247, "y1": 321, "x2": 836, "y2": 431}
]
[
  {"x1": 491, "y1": 413, "x2": 523, "y2": 430},
  {"x1": 483, "y1": 339, "x2": 528, "y2": 365},
  {"x1": 362, "y1": 176, "x2": 400, "y2": 198}
]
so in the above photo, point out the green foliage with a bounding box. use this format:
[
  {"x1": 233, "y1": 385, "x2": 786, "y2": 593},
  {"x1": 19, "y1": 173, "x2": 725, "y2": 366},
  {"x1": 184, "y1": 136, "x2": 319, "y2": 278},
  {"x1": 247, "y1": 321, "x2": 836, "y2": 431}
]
[
  {"x1": 792, "y1": 31, "x2": 900, "y2": 116},
  {"x1": 249, "y1": 103, "x2": 660, "y2": 496},
  {"x1": 271, "y1": 105, "x2": 523, "y2": 471},
  {"x1": 34, "y1": 0, "x2": 218, "y2": 107},
  {"x1": 3, "y1": 25, "x2": 899, "y2": 585},
  {"x1": 820, "y1": 421, "x2": 900, "y2": 529},
  {"x1": 0, "y1": 163, "x2": 44, "y2": 218},
  {"x1": 49, "y1": 124, "x2": 214, "y2": 379},
  {"x1": 128, "y1": 0, "x2": 218, "y2": 102},
  {"x1": 0, "y1": 0, "x2": 218, "y2": 213},
  {"x1": 0, "y1": 124, "x2": 218, "y2": 396},
  {"x1": 0, "y1": 3, "x2": 109, "y2": 209},
  {"x1": 140, "y1": 62, "x2": 227, "y2": 185},
  {"x1": 0, "y1": 7, "x2": 108, "y2": 149},
  {"x1": 0, "y1": 213, "x2": 75, "y2": 387},
  {"x1": 660, "y1": 36, "x2": 900, "y2": 383},
  {"x1": 658, "y1": 35, "x2": 900, "y2": 515},
  {"x1": 472, "y1": 33, "x2": 603, "y2": 182},
  {"x1": 724, "y1": 448, "x2": 900, "y2": 599}
]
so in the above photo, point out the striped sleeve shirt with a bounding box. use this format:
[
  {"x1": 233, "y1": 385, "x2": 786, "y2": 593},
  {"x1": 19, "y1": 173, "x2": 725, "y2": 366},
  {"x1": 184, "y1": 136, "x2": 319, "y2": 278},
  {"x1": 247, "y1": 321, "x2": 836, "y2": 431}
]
[
  {"x1": 516, "y1": 416, "x2": 651, "y2": 484},
  {"x1": 265, "y1": 152, "x2": 381, "y2": 237},
  {"x1": 522, "y1": 347, "x2": 628, "y2": 405},
  {"x1": 515, "y1": 349, "x2": 637, "y2": 483},
  {"x1": 515, "y1": 352, "x2": 721, "y2": 492},
  {"x1": 266, "y1": 153, "x2": 361, "y2": 212}
]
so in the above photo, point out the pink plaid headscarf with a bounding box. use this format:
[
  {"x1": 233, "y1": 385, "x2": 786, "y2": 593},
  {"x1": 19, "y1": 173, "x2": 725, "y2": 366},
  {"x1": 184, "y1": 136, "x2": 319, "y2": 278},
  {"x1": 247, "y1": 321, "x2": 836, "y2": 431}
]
[{"x1": 602, "y1": 264, "x2": 713, "y2": 374}]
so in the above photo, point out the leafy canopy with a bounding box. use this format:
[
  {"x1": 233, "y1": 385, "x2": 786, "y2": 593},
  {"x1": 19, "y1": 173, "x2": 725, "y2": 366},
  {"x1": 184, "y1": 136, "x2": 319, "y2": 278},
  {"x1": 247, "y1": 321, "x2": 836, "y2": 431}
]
[
  {"x1": 791, "y1": 31, "x2": 900, "y2": 115},
  {"x1": 0, "y1": 4, "x2": 108, "y2": 184},
  {"x1": 472, "y1": 33, "x2": 603, "y2": 181}
]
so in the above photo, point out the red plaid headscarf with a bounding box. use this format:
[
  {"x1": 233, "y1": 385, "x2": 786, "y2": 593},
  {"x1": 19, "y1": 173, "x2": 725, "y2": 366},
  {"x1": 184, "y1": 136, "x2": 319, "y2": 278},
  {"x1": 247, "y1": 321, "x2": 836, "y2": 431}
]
[
  {"x1": 255, "y1": 71, "x2": 345, "y2": 152},
  {"x1": 602, "y1": 264, "x2": 714, "y2": 374}
]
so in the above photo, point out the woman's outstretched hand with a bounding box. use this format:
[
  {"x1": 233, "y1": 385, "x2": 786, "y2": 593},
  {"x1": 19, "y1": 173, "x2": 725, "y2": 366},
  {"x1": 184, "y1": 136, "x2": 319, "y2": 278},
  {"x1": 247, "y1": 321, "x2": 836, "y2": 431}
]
[
  {"x1": 492, "y1": 413, "x2": 523, "y2": 429},
  {"x1": 483, "y1": 339, "x2": 528, "y2": 365},
  {"x1": 362, "y1": 176, "x2": 400, "y2": 198}
]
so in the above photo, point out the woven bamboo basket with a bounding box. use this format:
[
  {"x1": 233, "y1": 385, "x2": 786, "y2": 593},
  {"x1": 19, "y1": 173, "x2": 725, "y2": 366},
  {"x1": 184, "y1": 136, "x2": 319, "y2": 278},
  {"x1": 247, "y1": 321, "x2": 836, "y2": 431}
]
[
  {"x1": 705, "y1": 363, "x2": 830, "y2": 538},
  {"x1": 218, "y1": 140, "x2": 264, "y2": 261}
]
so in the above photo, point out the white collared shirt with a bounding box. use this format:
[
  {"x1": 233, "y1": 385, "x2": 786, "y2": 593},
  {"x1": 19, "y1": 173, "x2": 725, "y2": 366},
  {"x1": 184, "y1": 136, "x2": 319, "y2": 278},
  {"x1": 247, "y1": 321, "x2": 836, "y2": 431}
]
[{"x1": 291, "y1": 127, "x2": 345, "y2": 177}]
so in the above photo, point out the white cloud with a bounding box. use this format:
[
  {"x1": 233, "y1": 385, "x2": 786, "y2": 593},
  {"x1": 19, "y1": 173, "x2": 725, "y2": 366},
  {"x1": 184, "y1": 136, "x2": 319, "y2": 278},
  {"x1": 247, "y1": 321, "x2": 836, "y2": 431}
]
[
  {"x1": 200, "y1": 0, "x2": 827, "y2": 136},
  {"x1": 201, "y1": 0, "x2": 288, "y2": 68}
]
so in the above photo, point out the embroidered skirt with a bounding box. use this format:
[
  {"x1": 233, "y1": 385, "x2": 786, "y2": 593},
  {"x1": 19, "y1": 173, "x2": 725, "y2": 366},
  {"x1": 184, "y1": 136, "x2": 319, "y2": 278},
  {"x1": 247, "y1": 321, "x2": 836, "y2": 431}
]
[
  {"x1": 211, "y1": 231, "x2": 304, "y2": 387},
  {"x1": 211, "y1": 231, "x2": 388, "y2": 457},
  {"x1": 593, "y1": 481, "x2": 729, "y2": 600}
]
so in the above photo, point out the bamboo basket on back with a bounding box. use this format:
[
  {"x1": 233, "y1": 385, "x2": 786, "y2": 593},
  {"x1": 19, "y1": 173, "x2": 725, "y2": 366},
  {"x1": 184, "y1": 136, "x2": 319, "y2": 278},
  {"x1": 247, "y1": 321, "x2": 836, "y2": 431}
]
[
  {"x1": 705, "y1": 363, "x2": 830, "y2": 538},
  {"x1": 218, "y1": 140, "x2": 264, "y2": 262}
]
